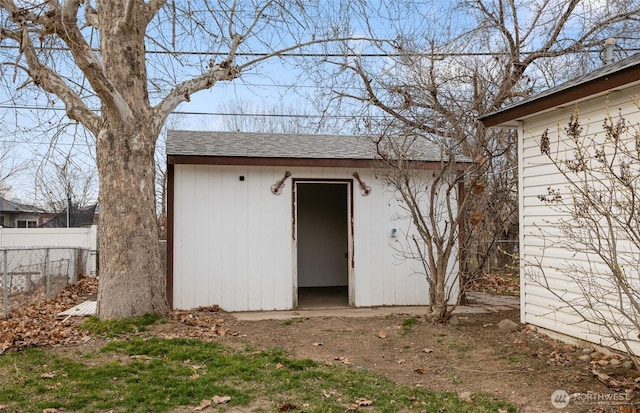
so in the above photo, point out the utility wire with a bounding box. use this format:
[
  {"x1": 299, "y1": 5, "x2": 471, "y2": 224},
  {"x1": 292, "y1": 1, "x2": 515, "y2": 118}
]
[
  {"x1": 0, "y1": 104, "x2": 384, "y2": 119},
  {"x1": 0, "y1": 44, "x2": 631, "y2": 58}
]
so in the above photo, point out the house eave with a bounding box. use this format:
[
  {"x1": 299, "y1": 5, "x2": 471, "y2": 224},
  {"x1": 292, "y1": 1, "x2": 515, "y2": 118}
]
[
  {"x1": 480, "y1": 61, "x2": 640, "y2": 128},
  {"x1": 167, "y1": 155, "x2": 471, "y2": 170}
]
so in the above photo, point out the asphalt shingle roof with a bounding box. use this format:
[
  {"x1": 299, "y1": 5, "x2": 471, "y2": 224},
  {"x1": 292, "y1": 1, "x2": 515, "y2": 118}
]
[
  {"x1": 509, "y1": 54, "x2": 640, "y2": 107},
  {"x1": 0, "y1": 197, "x2": 43, "y2": 214},
  {"x1": 480, "y1": 53, "x2": 640, "y2": 127},
  {"x1": 167, "y1": 130, "x2": 469, "y2": 163}
]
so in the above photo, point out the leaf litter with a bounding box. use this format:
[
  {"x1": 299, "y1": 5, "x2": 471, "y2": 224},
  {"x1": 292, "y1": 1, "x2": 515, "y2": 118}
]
[{"x1": 0, "y1": 277, "x2": 97, "y2": 354}]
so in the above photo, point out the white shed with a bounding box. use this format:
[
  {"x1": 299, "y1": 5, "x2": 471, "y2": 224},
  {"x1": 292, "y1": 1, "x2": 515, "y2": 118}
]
[
  {"x1": 480, "y1": 54, "x2": 640, "y2": 352},
  {"x1": 166, "y1": 131, "x2": 466, "y2": 312}
]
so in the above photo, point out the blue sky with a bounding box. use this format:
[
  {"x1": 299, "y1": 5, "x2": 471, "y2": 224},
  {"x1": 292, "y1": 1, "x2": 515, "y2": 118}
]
[{"x1": 0, "y1": 0, "x2": 637, "y2": 207}]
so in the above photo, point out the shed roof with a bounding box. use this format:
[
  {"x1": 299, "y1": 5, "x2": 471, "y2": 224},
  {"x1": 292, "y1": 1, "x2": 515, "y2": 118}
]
[
  {"x1": 480, "y1": 53, "x2": 640, "y2": 128},
  {"x1": 167, "y1": 130, "x2": 470, "y2": 168}
]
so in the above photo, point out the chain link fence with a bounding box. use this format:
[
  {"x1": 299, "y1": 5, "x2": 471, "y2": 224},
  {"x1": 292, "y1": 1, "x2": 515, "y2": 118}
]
[{"x1": 0, "y1": 247, "x2": 97, "y2": 318}]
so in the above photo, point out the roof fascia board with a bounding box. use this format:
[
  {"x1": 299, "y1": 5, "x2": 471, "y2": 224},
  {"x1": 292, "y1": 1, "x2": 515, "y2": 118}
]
[
  {"x1": 167, "y1": 155, "x2": 471, "y2": 170},
  {"x1": 480, "y1": 64, "x2": 640, "y2": 128}
]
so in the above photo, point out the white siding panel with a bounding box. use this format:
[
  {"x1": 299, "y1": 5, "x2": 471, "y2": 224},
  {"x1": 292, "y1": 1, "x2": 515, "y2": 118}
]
[
  {"x1": 173, "y1": 165, "x2": 294, "y2": 311},
  {"x1": 174, "y1": 165, "x2": 195, "y2": 308},
  {"x1": 246, "y1": 168, "x2": 264, "y2": 309},
  {"x1": 519, "y1": 84, "x2": 640, "y2": 352},
  {"x1": 173, "y1": 164, "x2": 453, "y2": 311},
  {"x1": 195, "y1": 166, "x2": 213, "y2": 308},
  {"x1": 353, "y1": 172, "x2": 376, "y2": 307}
]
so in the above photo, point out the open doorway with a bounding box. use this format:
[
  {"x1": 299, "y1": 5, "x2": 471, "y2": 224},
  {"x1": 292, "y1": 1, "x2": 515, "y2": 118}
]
[{"x1": 295, "y1": 181, "x2": 351, "y2": 308}]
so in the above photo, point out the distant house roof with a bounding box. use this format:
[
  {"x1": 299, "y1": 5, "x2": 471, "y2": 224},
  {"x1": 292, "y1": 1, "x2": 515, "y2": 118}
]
[
  {"x1": 480, "y1": 53, "x2": 640, "y2": 128},
  {"x1": 39, "y1": 204, "x2": 97, "y2": 228},
  {"x1": 167, "y1": 131, "x2": 470, "y2": 169},
  {"x1": 0, "y1": 197, "x2": 44, "y2": 215}
]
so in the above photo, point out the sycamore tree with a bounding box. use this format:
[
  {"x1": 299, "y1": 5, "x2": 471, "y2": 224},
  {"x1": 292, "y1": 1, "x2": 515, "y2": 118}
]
[{"x1": 0, "y1": 1, "x2": 364, "y2": 318}]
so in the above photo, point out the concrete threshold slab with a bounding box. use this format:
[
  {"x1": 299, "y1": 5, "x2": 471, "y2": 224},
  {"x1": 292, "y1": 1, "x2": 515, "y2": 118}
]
[{"x1": 231, "y1": 303, "x2": 512, "y2": 321}]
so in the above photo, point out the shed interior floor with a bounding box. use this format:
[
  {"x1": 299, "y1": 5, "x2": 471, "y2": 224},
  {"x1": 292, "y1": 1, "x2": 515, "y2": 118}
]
[{"x1": 297, "y1": 286, "x2": 348, "y2": 309}]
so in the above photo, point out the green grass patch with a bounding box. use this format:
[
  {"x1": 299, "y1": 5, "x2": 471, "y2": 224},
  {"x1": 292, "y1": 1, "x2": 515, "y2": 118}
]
[
  {"x1": 448, "y1": 341, "x2": 471, "y2": 353},
  {"x1": 0, "y1": 337, "x2": 517, "y2": 413},
  {"x1": 506, "y1": 353, "x2": 527, "y2": 366},
  {"x1": 401, "y1": 317, "x2": 418, "y2": 331},
  {"x1": 79, "y1": 313, "x2": 164, "y2": 336},
  {"x1": 281, "y1": 317, "x2": 305, "y2": 326}
]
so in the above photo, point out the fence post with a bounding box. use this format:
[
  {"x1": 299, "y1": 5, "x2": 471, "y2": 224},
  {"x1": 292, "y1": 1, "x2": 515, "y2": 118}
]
[
  {"x1": 44, "y1": 248, "x2": 50, "y2": 298},
  {"x1": 3, "y1": 250, "x2": 7, "y2": 318},
  {"x1": 71, "y1": 248, "x2": 78, "y2": 284}
]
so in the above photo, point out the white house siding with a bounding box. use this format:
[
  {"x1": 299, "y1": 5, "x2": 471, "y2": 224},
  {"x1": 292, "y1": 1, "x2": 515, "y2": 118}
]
[
  {"x1": 519, "y1": 84, "x2": 640, "y2": 350},
  {"x1": 172, "y1": 164, "x2": 454, "y2": 312}
]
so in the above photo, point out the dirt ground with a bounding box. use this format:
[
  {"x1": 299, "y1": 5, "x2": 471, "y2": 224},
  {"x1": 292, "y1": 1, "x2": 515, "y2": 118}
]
[
  {"x1": 146, "y1": 306, "x2": 637, "y2": 413},
  {"x1": 4, "y1": 277, "x2": 639, "y2": 413}
]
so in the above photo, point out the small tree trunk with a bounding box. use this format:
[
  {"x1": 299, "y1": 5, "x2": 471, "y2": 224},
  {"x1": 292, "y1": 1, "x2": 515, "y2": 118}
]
[
  {"x1": 96, "y1": 121, "x2": 168, "y2": 319},
  {"x1": 428, "y1": 305, "x2": 450, "y2": 323},
  {"x1": 428, "y1": 271, "x2": 451, "y2": 323}
]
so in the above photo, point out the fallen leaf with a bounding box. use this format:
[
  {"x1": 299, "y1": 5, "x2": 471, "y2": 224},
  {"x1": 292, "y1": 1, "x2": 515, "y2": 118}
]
[
  {"x1": 194, "y1": 399, "x2": 212, "y2": 411},
  {"x1": 468, "y1": 273, "x2": 519, "y2": 295},
  {"x1": 414, "y1": 368, "x2": 427, "y2": 374},
  {"x1": 275, "y1": 363, "x2": 284, "y2": 369},
  {"x1": 0, "y1": 278, "x2": 97, "y2": 354},
  {"x1": 40, "y1": 372, "x2": 56, "y2": 379},
  {"x1": 377, "y1": 330, "x2": 387, "y2": 339},
  {"x1": 42, "y1": 409, "x2": 58, "y2": 413},
  {"x1": 355, "y1": 398, "x2": 373, "y2": 406},
  {"x1": 0, "y1": 404, "x2": 6, "y2": 410},
  {"x1": 421, "y1": 348, "x2": 433, "y2": 354},
  {"x1": 590, "y1": 369, "x2": 626, "y2": 390},
  {"x1": 397, "y1": 359, "x2": 405, "y2": 364},
  {"x1": 458, "y1": 391, "x2": 473, "y2": 403},
  {"x1": 212, "y1": 395, "x2": 231, "y2": 404},
  {"x1": 278, "y1": 401, "x2": 296, "y2": 411},
  {"x1": 335, "y1": 356, "x2": 351, "y2": 364}
]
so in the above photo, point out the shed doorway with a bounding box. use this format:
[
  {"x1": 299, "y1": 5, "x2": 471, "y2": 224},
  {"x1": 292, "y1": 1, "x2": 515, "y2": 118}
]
[{"x1": 295, "y1": 181, "x2": 351, "y2": 308}]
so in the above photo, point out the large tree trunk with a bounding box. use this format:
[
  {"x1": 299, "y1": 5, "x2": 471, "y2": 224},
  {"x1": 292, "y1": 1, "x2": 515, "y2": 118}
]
[
  {"x1": 96, "y1": 120, "x2": 168, "y2": 318},
  {"x1": 95, "y1": 1, "x2": 168, "y2": 318}
]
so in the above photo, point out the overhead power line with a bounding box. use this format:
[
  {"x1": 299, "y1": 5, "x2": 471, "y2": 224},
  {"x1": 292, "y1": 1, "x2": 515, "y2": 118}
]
[
  {"x1": 0, "y1": 104, "x2": 384, "y2": 119},
  {"x1": 0, "y1": 44, "x2": 630, "y2": 58}
]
